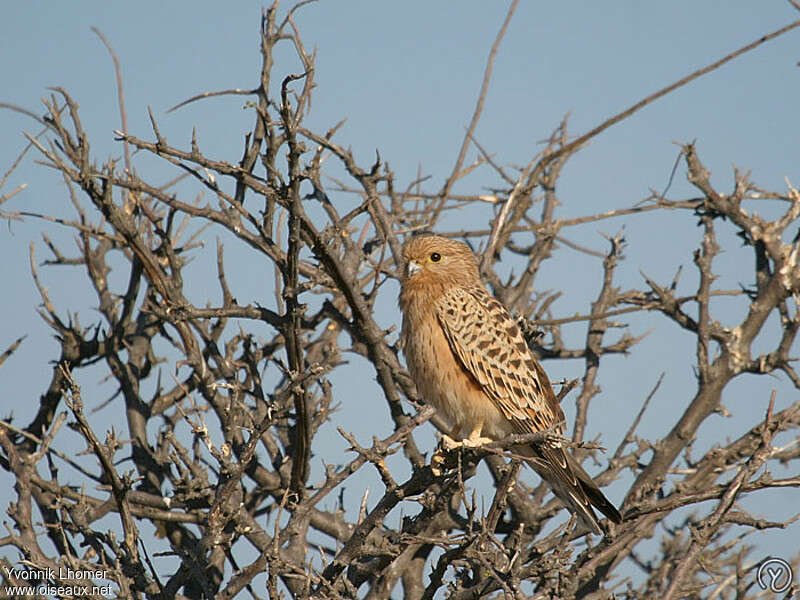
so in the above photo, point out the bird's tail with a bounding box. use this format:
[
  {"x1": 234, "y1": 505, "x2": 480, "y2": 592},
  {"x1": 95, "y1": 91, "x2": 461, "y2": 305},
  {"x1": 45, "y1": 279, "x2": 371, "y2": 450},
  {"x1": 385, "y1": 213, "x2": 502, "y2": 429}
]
[{"x1": 526, "y1": 445, "x2": 622, "y2": 535}]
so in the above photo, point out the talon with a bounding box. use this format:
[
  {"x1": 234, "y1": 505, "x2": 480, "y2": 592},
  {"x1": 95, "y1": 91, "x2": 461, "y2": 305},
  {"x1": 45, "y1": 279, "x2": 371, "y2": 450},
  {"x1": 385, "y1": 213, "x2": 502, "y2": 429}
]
[
  {"x1": 440, "y1": 434, "x2": 461, "y2": 451},
  {"x1": 462, "y1": 428, "x2": 493, "y2": 448},
  {"x1": 461, "y1": 436, "x2": 492, "y2": 448}
]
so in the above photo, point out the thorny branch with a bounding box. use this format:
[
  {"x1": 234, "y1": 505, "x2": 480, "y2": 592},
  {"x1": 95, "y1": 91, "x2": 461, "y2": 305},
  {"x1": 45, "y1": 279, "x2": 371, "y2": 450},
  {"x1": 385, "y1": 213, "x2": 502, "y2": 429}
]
[{"x1": 1, "y1": 2, "x2": 799, "y2": 599}]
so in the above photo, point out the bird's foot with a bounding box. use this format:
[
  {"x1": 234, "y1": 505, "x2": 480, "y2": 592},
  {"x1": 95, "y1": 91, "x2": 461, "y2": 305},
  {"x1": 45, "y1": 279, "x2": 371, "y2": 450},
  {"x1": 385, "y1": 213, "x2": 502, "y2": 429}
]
[
  {"x1": 431, "y1": 433, "x2": 492, "y2": 475},
  {"x1": 438, "y1": 432, "x2": 492, "y2": 450},
  {"x1": 461, "y1": 434, "x2": 493, "y2": 448},
  {"x1": 431, "y1": 434, "x2": 462, "y2": 475},
  {"x1": 440, "y1": 434, "x2": 462, "y2": 451}
]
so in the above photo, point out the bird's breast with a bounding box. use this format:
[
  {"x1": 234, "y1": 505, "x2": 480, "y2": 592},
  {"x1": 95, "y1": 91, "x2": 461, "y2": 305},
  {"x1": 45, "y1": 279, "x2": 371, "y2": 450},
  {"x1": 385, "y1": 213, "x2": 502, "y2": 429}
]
[{"x1": 401, "y1": 301, "x2": 511, "y2": 438}]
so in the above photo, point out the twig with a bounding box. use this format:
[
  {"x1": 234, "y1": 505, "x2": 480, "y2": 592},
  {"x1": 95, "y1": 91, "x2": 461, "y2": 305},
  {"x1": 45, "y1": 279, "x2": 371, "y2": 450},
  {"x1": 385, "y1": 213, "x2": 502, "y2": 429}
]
[
  {"x1": 433, "y1": 0, "x2": 519, "y2": 221},
  {"x1": 91, "y1": 28, "x2": 131, "y2": 177},
  {"x1": 613, "y1": 373, "x2": 664, "y2": 461},
  {"x1": 167, "y1": 87, "x2": 258, "y2": 113}
]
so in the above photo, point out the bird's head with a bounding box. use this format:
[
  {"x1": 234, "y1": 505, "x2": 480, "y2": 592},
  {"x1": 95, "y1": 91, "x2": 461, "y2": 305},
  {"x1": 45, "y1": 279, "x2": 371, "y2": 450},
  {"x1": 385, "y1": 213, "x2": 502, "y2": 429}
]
[{"x1": 401, "y1": 234, "x2": 480, "y2": 291}]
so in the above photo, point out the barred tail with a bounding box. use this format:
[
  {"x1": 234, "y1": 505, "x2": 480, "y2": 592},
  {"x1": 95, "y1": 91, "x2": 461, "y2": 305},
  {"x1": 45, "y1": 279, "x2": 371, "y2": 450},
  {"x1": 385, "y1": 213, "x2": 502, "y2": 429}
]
[{"x1": 529, "y1": 446, "x2": 622, "y2": 534}]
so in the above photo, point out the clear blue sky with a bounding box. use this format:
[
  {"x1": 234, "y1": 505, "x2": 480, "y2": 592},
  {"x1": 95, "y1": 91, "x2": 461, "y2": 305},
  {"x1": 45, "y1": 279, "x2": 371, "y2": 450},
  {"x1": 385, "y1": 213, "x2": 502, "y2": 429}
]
[{"x1": 2, "y1": 0, "x2": 799, "y2": 591}]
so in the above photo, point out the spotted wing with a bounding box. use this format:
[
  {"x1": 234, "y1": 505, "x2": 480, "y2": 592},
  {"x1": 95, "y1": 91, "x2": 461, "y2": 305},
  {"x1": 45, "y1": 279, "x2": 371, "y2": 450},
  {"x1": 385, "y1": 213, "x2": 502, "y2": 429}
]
[
  {"x1": 436, "y1": 286, "x2": 623, "y2": 532},
  {"x1": 434, "y1": 285, "x2": 563, "y2": 434}
]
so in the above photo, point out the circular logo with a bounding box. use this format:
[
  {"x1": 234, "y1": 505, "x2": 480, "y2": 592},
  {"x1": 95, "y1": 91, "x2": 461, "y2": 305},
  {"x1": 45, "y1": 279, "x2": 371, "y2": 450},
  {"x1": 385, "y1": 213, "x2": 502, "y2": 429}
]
[{"x1": 756, "y1": 557, "x2": 793, "y2": 593}]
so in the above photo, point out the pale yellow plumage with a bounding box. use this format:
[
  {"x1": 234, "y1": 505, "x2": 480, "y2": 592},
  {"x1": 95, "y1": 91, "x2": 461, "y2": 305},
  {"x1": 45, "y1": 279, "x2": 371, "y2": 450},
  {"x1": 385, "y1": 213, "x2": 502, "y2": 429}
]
[{"x1": 399, "y1": 234, "x2": 621, "y2": 534}]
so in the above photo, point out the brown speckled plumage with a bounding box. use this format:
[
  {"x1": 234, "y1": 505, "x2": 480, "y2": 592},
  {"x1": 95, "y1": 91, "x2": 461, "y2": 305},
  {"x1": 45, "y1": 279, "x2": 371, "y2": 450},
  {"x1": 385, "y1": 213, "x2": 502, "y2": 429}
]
[{"x1": 399, "y1": 234, "x2": 621, "y2": 534}]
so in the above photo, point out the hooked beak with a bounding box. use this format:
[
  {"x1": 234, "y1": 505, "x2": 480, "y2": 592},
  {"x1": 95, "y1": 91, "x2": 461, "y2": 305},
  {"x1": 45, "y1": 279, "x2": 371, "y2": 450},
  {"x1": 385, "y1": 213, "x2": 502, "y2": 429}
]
[{"x1": 406, "y1": 260, "x2": 421, "y2": 277}]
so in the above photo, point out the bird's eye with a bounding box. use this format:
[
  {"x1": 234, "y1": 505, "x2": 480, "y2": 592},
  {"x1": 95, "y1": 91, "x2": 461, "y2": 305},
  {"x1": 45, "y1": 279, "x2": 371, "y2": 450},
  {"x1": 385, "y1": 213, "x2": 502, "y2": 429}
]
[{"x1": 430, "y1": 252, "x2": 441, "y2": 263}]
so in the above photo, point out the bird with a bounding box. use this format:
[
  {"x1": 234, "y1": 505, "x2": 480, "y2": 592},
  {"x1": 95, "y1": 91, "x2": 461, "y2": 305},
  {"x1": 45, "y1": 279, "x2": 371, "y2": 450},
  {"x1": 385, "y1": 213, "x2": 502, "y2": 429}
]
[{"x1": 398, "y1": 233, "x2": 622, "y2": 534}]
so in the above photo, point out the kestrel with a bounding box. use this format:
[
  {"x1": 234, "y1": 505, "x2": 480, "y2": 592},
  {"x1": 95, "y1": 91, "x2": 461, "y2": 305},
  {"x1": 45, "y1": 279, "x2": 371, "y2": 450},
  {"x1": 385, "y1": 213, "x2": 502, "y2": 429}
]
[{"x1": 398, "y1": 234, "x2": 622, "y2": 534}]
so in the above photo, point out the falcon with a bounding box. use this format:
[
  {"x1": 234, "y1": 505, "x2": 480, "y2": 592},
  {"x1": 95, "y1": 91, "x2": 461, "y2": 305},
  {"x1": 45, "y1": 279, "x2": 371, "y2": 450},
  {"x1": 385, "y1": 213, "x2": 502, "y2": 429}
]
[{"x1": 398, "y1": 234, "x2": 622, "y2": 534}]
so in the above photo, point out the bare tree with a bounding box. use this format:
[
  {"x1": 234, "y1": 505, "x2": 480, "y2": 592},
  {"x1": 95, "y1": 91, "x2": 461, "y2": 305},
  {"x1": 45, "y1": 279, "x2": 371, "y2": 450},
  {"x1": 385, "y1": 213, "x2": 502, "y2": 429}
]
[{"x1": 1, "y1": 2, "x2": 799, "y2": 599}]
